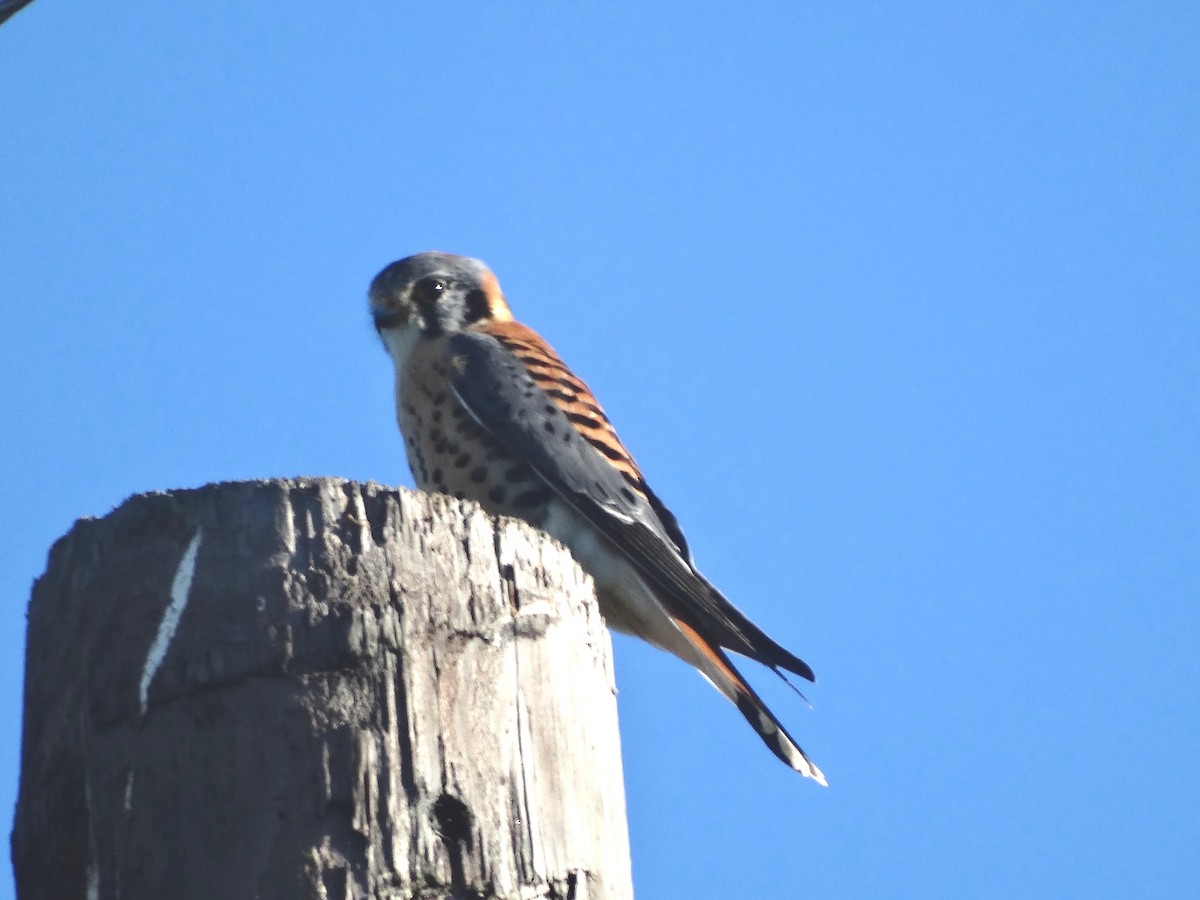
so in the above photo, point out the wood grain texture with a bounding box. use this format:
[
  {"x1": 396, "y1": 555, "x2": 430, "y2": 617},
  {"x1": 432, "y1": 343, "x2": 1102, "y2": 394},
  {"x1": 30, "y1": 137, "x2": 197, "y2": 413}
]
[{"x1": 12, "y1": 478, "x2": 631, "y2": 900}]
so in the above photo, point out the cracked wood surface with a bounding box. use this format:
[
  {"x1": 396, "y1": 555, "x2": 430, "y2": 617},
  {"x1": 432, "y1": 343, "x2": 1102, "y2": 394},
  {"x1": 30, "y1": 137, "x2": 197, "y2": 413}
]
[{"x1": 12, "y1": 478, "x2": 632, "y2": 900}]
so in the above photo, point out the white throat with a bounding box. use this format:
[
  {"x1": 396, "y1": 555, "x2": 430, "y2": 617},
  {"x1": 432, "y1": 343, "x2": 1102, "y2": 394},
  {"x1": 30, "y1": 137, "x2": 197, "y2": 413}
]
[{"x1": 379, "y1": 325, "x2": 423, "y2": 395}]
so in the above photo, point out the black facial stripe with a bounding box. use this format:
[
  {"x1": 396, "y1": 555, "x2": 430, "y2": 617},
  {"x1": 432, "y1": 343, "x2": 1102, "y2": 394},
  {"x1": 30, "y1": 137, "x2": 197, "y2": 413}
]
[{"x1": 462, "y1": 288, "x2": 490, "y2": 324}]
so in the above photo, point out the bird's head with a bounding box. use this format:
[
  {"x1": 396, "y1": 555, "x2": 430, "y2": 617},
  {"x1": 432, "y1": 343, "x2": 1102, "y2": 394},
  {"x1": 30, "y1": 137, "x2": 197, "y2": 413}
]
[{"x1": 369, "y1": 252, "x2": 512, "y2": 359}]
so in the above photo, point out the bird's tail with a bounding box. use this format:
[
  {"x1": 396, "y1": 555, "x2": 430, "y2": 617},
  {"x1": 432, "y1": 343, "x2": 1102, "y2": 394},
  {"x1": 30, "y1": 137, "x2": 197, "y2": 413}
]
[{"x1": 671, "y1": 616, "x2": 827, "y2": 786}]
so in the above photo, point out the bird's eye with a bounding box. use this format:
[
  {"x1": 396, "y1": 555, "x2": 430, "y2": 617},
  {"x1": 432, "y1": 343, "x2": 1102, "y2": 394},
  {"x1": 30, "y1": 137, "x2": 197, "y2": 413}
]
[{"x1": 413, "y1": 277, "x2": 447, "y2": 305}]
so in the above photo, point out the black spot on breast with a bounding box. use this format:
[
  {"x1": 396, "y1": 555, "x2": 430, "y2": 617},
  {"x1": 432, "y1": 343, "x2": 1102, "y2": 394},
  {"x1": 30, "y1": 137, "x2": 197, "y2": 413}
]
[
  {"x1": 513, "y1": 488, "x2": 552, "y2": 509},
  {"x1": 432, "y1": 468, "x2": 444, "y2": 485},
  {"x1": 488, "y1": 485, "x2": 507, "y2": 504},
  {"x1": 412, "y1": 448, "x2": 428, "y2": 483},
  {"x1": 452, "y1": 416, "x2": 478, "y2": 438},
  {"x1": 469, "y1": 466, "x2": 487, "y2": 483},
  {"x1": 543, "y1": 421, "x2": 556, "y2": 435},
  {"x1": 431, "y1": 409, "x2": 443, "y2": 423},
  {"x1": 505, "y1": 464, "x2": 531, "y2": 483},
  {"x1": 619, "y1": 486, "x2": 637, "y2": 504},
  {"x1": 454, "y1": 453, "x2": 471, "y2": 468}
]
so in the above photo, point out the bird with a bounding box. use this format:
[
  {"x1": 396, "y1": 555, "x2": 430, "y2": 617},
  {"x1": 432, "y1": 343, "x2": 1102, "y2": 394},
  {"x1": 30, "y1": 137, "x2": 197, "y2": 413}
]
[{"x1": 368, "y1": 251, "x2": 825, "y2": 784}]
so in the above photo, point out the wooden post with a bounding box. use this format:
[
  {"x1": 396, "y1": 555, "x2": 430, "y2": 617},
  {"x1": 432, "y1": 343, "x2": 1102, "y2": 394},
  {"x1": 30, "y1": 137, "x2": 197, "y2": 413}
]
[{"x1": 11, "y1": 478, "x2": 632, "y2": 900}]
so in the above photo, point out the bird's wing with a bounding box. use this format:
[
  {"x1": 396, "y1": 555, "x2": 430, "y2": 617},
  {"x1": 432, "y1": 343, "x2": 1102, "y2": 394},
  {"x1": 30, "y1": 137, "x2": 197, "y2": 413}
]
[{"x1": 446, "y1": 323, "x2": 814, "y2": 682}]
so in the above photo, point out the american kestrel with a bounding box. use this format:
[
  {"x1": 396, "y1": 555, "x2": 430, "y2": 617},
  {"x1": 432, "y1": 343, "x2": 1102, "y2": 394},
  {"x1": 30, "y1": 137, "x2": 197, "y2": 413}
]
[{"x1": 369, "y1": 251, "x2": 825, "y2": 784}]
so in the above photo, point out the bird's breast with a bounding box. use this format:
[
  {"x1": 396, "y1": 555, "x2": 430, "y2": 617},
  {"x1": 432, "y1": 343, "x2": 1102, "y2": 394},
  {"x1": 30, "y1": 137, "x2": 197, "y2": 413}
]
[
  {"x1": 394, "y1": 342, "x2": 556, "y2": 524},
  {"x1": 389, "y1": 335, "x2": 682, "y2": 651}
]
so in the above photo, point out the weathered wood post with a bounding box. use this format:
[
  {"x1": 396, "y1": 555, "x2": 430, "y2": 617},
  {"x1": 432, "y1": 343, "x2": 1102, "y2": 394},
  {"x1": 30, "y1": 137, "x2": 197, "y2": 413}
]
[{"x1": 11, "y1": 477, "x2": 632, "y2": 900}]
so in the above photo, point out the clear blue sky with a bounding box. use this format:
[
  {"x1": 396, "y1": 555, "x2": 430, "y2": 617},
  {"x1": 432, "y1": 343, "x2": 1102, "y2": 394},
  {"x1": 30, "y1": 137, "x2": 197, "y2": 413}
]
[{"x1": 2, "y1": 3, "x2": 1197, "y2": 897}]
